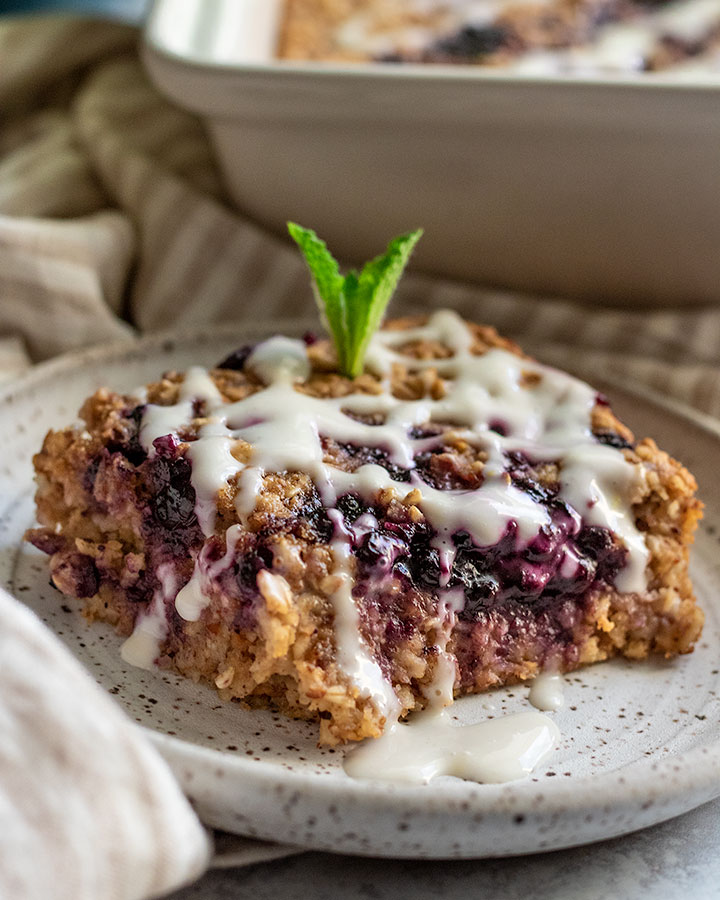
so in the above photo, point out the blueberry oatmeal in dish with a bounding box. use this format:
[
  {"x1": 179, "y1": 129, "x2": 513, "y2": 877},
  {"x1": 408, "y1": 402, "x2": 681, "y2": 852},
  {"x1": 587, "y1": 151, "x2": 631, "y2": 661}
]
[
  {"x1": 26, "y1": 226, "x2": 703, "y2": 756},
  {"x1": 279, "y1": 0, "x2": 720, "y2": 74}
]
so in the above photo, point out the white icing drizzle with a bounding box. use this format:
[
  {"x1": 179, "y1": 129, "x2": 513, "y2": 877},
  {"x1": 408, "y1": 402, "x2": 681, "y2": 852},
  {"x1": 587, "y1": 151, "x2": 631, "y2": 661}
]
[
  {"x1": 139, "y1": 398, "x2": 192, "y2": 455},
  {"x1": 186, "y1": 421, "x2": 244, "y2": 535},
  {"x1": 175, "y1": 525, "x2": 244, "y2": 622},
  {"x1": 139, "y1": 364, "x2": 224, "y2": 456},
  {"x1": 343, "y1": 706, "x2": 560, "y2": 784},
  {"x1": 234, "y1": 466, "x2": 264, "y2": 522},
  {"x1": 344, "y1": 585, "x2": 560, "y2": 785},
  {"x1": 120, "y1": 562, "x2": 177, "y2": 670},
  {"x1": 126, "y1": 309, "x2": 649, "y2": 748},
  {"x1": 328, "y1": 511, "x2": 400, "y2": 717},
  {"x1": 560, "y1": 444, "x2": 648, "y2": 592},
  {"x1": 246, "y1": 335, "x2": 311, "y2": 384},
  {"x1": 558, "y1": 0, "x2": 720, "y2": 75},
  {"x1": 528, "y1": 672, "x2": 565, "y2": 712},
  {"x1": 657, "y1": 0, "x2": 720, "y2": 44}
]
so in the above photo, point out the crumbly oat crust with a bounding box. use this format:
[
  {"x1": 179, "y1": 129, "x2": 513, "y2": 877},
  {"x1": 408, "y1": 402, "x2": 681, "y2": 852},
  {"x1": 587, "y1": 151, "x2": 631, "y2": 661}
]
[{"x1": 26, "y1": 317, "x2": 703, "y2": 744}]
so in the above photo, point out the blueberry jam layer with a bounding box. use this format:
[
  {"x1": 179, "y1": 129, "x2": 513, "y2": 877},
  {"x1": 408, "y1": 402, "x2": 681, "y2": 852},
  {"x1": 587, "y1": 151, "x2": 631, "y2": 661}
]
[
  {"x1": 48, "y1": 407, "x2": 630, "y2": 683},
  {"x1": 120, "y1": 418, "x2": 626, "y2": 665},
  {"x1": 342, "y1": 484, "x2": 626, "y2": 668}
]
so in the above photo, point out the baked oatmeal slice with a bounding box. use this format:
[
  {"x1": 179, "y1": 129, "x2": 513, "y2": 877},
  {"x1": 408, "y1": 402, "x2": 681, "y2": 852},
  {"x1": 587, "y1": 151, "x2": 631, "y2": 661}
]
[{"x1": 26, "y1": 311, "x2": 703, "y2": 744}]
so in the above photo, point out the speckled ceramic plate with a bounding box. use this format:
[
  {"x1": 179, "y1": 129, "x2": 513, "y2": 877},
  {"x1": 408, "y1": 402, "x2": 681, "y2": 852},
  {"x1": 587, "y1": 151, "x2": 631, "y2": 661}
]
[{"x1": 2, "y1": 324, "x2": 720, "y2": 859}]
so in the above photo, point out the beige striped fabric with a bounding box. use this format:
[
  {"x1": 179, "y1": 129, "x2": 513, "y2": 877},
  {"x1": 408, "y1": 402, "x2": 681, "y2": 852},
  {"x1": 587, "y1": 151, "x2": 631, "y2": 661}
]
[{"x1": 1, "y1": 12, "x2": 719, "y2": 899}]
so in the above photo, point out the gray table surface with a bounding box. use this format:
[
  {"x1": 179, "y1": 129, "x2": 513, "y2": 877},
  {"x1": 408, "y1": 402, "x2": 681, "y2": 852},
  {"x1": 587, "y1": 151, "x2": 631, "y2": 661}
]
[{"x1": 169, "y1": 796, "x2": 720, "y2": 900}]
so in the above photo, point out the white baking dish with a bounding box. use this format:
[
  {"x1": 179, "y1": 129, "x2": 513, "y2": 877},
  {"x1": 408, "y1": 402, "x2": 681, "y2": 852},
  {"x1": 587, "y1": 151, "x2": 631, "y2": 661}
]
[{"x1": 143, "y1": 0, "x2": 720, "y2": 307}]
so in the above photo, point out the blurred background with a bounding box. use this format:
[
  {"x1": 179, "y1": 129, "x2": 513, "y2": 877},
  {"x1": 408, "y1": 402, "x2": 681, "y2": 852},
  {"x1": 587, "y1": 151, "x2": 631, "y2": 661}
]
[{"x1": 1, "y1": 0, "x2": 148, "y2": 19}]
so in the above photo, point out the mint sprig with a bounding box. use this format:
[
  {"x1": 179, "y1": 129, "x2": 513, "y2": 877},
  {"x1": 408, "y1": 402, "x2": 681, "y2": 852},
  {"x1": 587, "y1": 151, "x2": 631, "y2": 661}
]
[{"x1": 288, "y1": 222, "x2": 423, "y2": 378}]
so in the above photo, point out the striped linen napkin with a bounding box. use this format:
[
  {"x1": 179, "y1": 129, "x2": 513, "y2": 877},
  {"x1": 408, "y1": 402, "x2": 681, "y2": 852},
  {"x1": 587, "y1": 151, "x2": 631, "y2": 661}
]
[{"x1": 1, "y1": 12, "x2": 719, "y2": 900}]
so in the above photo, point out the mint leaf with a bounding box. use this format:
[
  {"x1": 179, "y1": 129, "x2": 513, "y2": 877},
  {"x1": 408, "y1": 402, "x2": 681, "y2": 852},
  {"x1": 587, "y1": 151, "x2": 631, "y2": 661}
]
[
  {"x1": 344, "y1": 229, "x2": 423, "y2": 378},
  {"x1": 288, "y1": 222, "x2": 423, "y2": 378},
  {"x1": 287, "y1": 222, "x2": 346, "y2": 361}
]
